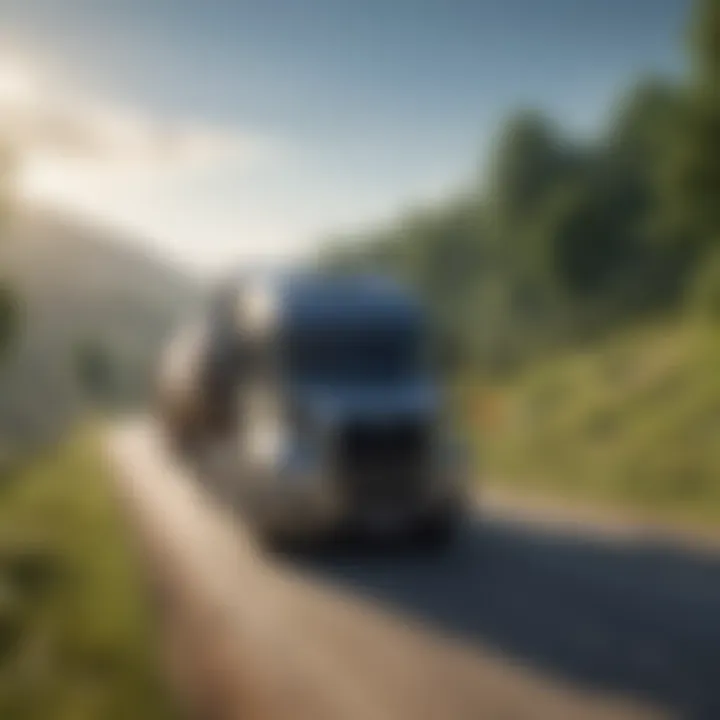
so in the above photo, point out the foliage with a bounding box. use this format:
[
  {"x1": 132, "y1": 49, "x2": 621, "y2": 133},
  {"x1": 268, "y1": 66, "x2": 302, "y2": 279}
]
[
  {"x1": 0, "y1": 430, "x2": 175, "y2": 719},
  {"x1": 479, "y1": 322, "x2": 720, "y2": 526},
  {"x1": 318, "y1": 0, "x2": 718, "y2": 377},
  {"x1": 315, "y1": 0, "x2": 720, "y2": 522},
  {"x1": 657, "y1": 0, "x2": 720, "y2": 251},
  {"x1": 688, "y1": 247, "x2": 720, "y2": 322}
]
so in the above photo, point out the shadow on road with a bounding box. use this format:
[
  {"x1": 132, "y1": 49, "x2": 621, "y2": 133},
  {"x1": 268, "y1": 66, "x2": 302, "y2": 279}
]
[{"x1": 291, "y1": 518, "x2": 720, "y2": 720}]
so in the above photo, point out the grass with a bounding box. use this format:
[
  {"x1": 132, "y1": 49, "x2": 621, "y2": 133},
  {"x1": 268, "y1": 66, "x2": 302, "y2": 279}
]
[
  {"x1": 0, "y1": 428, "x2": 177, "y2": 720},
  {"x1": 466, "y1": 321, "x2": 720, "y2": 528}
]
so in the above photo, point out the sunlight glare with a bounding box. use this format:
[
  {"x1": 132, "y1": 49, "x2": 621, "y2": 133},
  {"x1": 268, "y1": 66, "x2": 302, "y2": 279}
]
[{"x1": 0, "y1": 55, "x2": 42, "y2": 109}]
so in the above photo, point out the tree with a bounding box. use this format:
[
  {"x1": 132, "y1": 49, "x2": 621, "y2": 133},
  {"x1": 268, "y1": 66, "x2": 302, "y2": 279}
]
[
  {"x1": 609, "y1": 80, "x2": 684, "y2": 169},
  {"x1": 486, "y1": 111, "x2": 574, "y2": 237},
  {"x1": 661, "y1": 0, "x2": 720, "y2": 248},
  {"x1": 689, "y1": 0, "x2": 720, "y2": 101},
  {"x1": 689, "y1": 249, "x2": 720, "y2": 322},
  {"x1": 315, "y1": 0, "x2": 719, "y2": 375}
]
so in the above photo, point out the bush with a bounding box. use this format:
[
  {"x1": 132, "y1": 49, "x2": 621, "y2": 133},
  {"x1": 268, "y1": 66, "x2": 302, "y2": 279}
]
[
  {"x1": 481, "y1": 322, "x2": 720, "y2": 526},
  {"x1": 0, "y1": 431, "x2": 176, "y2": 719}
]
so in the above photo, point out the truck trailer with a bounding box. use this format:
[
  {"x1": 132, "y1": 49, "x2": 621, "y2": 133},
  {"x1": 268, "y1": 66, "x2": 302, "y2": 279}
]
[{"x1": 155, "y1": 271, "x2": 470, "y2": 549}]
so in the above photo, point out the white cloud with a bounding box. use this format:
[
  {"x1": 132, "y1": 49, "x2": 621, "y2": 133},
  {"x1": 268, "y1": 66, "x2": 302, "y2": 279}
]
[
  {"x1": 0, "y1": 53, "x2": 298, "y2": 274},
  {"x1": 0, "y1": 54, "x2": 279, "y2": 192},
  {"x1": 0, "y1": 52, "x2": 450, "y2": 276}
]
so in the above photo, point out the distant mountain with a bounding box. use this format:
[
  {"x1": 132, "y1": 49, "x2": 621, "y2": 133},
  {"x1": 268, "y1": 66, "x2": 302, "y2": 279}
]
[{"x1": 0, "y1": 207, "x2": 201, "y2": 456}]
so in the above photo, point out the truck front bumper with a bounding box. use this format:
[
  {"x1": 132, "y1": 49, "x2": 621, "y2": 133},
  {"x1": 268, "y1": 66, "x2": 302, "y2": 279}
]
[{"x1": 245, "y1": 469, "x2": 467, "y2": 544}]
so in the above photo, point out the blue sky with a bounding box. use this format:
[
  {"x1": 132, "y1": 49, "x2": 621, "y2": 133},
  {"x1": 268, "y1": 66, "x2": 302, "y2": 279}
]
[{"x1": 0, "y1": 0, "x2": 691, "y2": 275}]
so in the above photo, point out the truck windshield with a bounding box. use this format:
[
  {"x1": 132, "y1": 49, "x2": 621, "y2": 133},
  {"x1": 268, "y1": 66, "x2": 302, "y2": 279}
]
[{"x1": 284, "y1": 322, "x2": 424, "y2": 385}]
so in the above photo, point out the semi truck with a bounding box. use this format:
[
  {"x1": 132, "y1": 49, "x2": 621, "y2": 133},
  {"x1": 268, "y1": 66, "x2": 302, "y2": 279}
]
[{"x1": 154, "y1": 271, "x2": 469, "y2": 549}]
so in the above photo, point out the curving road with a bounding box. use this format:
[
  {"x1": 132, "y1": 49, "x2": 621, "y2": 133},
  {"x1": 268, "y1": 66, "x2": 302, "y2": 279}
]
[
  {"x1": 297, "y1": 514, "x2": 720, "y2": 720},
  {"x1": 106, "y1": 420, "x2": 720, "y2": 720}
]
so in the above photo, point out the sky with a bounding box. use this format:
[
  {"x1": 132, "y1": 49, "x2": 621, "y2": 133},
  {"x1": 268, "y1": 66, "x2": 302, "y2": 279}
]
[{"x1": 0, "y1": 0, "x2": 691, "y2": 276}]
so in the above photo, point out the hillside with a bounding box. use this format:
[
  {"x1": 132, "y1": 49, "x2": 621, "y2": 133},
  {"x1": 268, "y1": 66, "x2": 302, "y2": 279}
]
[
  {"x1": 480, "y1": 321, "x2": 720, "y2": 526},
  {"x1": 0, "y1": 429, "x2": 177, "y2": 718},
  {"x1": 0, "y1": 207, "x2": 200, "y2": 457}
]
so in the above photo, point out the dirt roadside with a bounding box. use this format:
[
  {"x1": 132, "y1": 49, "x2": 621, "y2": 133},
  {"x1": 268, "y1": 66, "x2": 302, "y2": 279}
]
[{"x1": 480, "y1": 485, "x2": 720, "y2": 553}]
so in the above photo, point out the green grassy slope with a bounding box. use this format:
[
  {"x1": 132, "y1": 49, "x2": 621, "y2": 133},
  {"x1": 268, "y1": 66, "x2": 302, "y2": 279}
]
[
  {"x1": 477, "y1": 322, "x2": 720, "y2": 526},
  {"x1": 0, "y1": 431, "x2": 176, "y2": 720}
]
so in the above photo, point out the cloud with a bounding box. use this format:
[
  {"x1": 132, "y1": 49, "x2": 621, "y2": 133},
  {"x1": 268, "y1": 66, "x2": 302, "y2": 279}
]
[
  {"x1": 0, "y1": 54, "x2": 278, "y2": 180},
  {"x1": 0, "y1": 52, "x2": 298, "y2": 274}
]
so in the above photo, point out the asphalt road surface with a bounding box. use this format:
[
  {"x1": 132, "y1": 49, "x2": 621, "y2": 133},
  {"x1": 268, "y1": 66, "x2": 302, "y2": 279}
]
[{"x1": 106, "y1": 420, "x2": 720, "y2": 720}]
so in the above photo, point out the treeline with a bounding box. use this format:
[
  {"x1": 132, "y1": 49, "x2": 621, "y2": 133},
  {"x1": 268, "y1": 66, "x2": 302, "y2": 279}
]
[{"x1": 320, "y1": 0, "x2": 720, "y2": 375}]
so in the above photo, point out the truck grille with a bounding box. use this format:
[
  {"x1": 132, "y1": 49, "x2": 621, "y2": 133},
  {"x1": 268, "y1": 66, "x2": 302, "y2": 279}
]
[{"x1": 336, "y1": 419, "x2": 430, "y2": 509}]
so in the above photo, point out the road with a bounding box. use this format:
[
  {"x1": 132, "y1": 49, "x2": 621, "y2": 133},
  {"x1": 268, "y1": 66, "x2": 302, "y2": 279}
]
[{"x1": 106, "y1": 420, "x2": 720, "y2": 720}]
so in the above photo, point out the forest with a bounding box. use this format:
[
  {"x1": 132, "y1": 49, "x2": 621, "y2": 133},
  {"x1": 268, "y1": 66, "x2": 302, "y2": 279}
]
[
  {"x1": 318, "y1": 0, "x2": 720, "y2": 523},
  {"x1": 320, "y1": 0, "x2": 720, "y2": 379}
]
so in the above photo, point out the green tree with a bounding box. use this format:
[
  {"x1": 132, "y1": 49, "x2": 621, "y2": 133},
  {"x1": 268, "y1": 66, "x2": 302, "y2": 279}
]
[
  {"x1": 661, "y1": 0, "x2": 720, "y2": 247},
  {"x1": 689, "y1": 249, "x2": 720, "y2": 322},
  {"x1": 689, "y1": 0, "x2": 720, "y2": 100},
  {"x1": 316, "y1": 0, "x2": 716, "y2": 375},
  {"x1": 486, "y1": 111, "x2": 572, "y2": 230}
]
